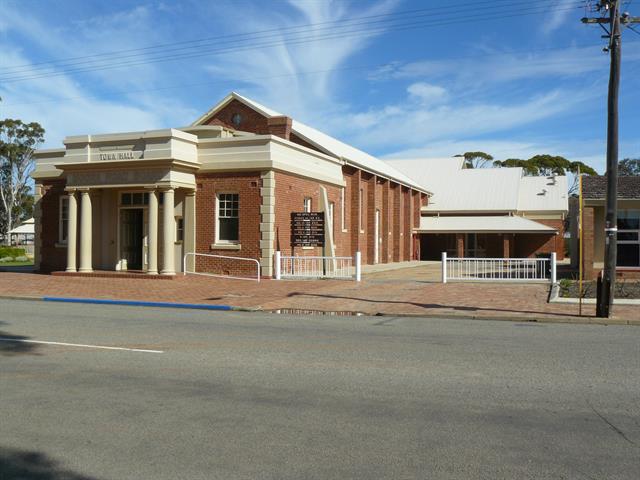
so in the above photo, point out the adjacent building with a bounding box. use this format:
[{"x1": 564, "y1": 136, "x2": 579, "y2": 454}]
[
  {"x1": 386, "y1": 157, "x2": 568, "y2": 260},
  {"x1": 31, "y1": 92, "x2": 429, "y2": 277},
  {"x1": 574, "y1": 175, "x2": 640, "y2": 279}
]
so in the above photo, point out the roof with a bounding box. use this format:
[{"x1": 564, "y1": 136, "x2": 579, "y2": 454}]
[
  {"x1": 517, "y1": 175, "x2": 569, "y2": 212},
  {"x1": 416, "y1": 215, "x2": 557, "y2": 233},
  {"x1": 386, "y1": 157, "x2": 568, "y2": 213},
  {"x1": 192, "y1": 92, "x2": 429, "y2": 193},
  {"x1": 9, "y1": 218, "x2": 35, "y2": 235},
  {"x1": 583, "y1": 175, "x2": 640, "y2": 200}
]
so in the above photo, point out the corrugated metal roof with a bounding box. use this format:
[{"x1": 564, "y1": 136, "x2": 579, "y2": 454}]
[
  {"x1": 192, "y1": 92, "x2": 428, "y2": 192},
  {"x1": 416, "y1": 215, "x2": 557, "y2": 233},
  {"x1": 517, "y1": 176, "x2": 568, "y2": 212},
  {"x1": 386, "y1": 157, "x2": 568, "y2": 213}
]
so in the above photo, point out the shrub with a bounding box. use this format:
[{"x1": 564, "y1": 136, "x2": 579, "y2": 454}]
[
  {"x1": 0, "y1": 247, "x2": 26, "y2": 258},
  {"x1": 0, "y1": 256, "x2": 15, "y2": 263},
  {"x1": 14, "y1": 255, "x2": 29, "y2": 262}
]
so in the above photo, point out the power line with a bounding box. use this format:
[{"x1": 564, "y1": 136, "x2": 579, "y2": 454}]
[
  {"x1": 0, "y1": 0, "x2": 583, "y2": 73},
  {"x1": 0, "y1": 1, "x2": 586, "y2": 83},
  {"x1": 5, "y1": 40, "x2": 636, "y2": 109}
]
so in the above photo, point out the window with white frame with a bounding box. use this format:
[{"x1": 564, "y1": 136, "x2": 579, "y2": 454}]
[
  {"x1": 303, "y1": 197, "x2": 312, "y2": 213},
  {"x1": 217, "y1": 193, "x2": 239, "y2": 242},
  {"x1": 340, "y1": 187, "x2": 346, "y2": 231},
  {"x1": 59, "y1": 196, "x2": 69, "y2": 244},
  {"x1": 617, "y1": 209, "x2": 640, "y2": 267}
]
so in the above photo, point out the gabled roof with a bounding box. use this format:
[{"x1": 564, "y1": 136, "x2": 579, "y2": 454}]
[
  {"x1": 583, "y1": 175, "x2": 640, "y2": 200},
  {"x1": 386, "y1": 157, "x2": 569, "y2": 213},
  {"x1": 192, "y1": 92, "x2": 429, "y2": 193}
]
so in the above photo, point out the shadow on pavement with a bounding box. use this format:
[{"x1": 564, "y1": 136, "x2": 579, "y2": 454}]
[
  {"x1": 285, "y1": 291, "x2": 586, "y2": 319},
  {"x1": 0, "y1": 447, "x2": 100, "y2": 479},
  {"x1": 0, "y1": 331, "x2": 39, "y2": 356}
]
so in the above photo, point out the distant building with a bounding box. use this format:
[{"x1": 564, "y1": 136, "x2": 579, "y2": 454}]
[
  {"x1": 575, "y1": 176, "x2": 640, "y2": 279},
  {"x1": 385, "y1": 157, "x2": 568, "y2": 260}
]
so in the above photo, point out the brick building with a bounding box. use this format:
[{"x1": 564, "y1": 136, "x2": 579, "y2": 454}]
[
  {"x1": 31, "y1": 92, "x2": 429, "y2": 277},
  {"x1": 574, "y1": 176, "x2": 640, "y2": 279},
  {"x1": 386, "y1": 157, "x2": 568, "y2": 260}
]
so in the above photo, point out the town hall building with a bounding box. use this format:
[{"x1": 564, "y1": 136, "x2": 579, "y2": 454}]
[{"x1": 32, "y1": 92, "x2": 429, "y2": 278}]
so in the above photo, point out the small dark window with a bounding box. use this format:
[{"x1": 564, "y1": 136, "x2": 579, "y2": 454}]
[
  {"x1": 231, "y1": 113, "x2": 242, "y2": 127},
  {"x1": 176, "y1": 217, "x2": 184, "y2": 242},
  {"x1": 121, "y1": 193, "x2": 132, "y2": 205},
  {"x1": 217, "y1": 193, "x2": 239, "y2": 242}
]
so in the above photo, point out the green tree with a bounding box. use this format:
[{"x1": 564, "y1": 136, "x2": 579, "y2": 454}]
[
  {"x1": 619, "y1": 158, "x2": 640, "y2": 176},
  {"x1": 493, "y1": 154, "x2": 597, "y2": 193},
  {"x1": 454, "y1": 151, "x2": 494, "y2": 169},
  {"x1": 0, "y1": 118, "x2": 45, "y2": 244}
]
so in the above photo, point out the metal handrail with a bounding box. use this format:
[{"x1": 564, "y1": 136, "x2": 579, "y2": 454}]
[{"x1": 183, "y1": 252, "x2": 261, "y2": 282}]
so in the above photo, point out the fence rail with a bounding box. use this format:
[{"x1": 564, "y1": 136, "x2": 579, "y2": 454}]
[
  {"x1": 441, "y1": 252, "x2": 556, "y2": 283},
  {"x1": 275, "y1": 251, "x2": 361, "y2": 281},
  {"x1": 183, "y1": 253, "x2": 261, "y2": 282}
]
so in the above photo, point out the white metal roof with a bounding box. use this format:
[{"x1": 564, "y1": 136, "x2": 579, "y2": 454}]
[
  {"x1": 192, "y1": 92, "x2": 429, "y2": 193},
  {"x1": 9, "y1": 218, "x2": 35, "y2": 235},
  {"x1": 386, "y1": 157, "x2": 568, "y2": 213},
  {"x1": 517, "y1": 175, "x2": 569, "y2": 212},
  {"x1": 416, "y1": 215, "x2": 557, "y2": 233}
]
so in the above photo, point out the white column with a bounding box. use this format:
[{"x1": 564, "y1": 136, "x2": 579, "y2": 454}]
[
  {"x1": 147, "y1": 189, "x2": 159, "y2": 274},
  {"x1": 65, "y1": 191, "x2": 78, "y2": 272},
  {"x1": 161, "y1": 188, "x2": 175, "y2": 275},
  {"x1": 78, "y1": 190, "x2": 93, "y2": 272}
]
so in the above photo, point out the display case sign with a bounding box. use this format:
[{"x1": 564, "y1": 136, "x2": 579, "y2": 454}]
[{"x1": 291, "y1": 212, "x2": 325, "y2": 247}]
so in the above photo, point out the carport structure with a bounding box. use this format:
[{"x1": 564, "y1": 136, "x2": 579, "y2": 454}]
[{"x1": 416, "y1": 215, "x2": 558, "y2": 260}]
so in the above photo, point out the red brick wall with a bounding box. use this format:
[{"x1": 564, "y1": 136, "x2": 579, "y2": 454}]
[
  {"x1": 194, "y1": 172, "x2": 262, "y2": 276},
  {"x1": 38, "y1": 180, "x2": 68, "y2": 273},
  {"x1": 273, "y1": 171, "x2": 346, "y2": 257},
  {"x1": 203, "y1": 99, "x2": 270, "y2": 135},
  {"x1": 513, "y1": 219, "x2": 565, "y2": 260}
]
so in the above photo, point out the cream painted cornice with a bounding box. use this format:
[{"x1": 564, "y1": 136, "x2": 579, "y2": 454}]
[
  {"x1": 55, "y1": 158, "x2": 200, "y2": 172},
  {"x1": 63, "y1": 128, "x2": 198, "y2": 146}
]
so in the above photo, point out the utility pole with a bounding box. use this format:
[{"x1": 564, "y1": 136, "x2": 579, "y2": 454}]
[{"x1": 582, "y1": 1, "x2": 639, "y2": 318}]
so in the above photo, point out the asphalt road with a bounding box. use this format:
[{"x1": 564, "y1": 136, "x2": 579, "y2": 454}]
[{"x1": 1, "y1": 299, "x2": 639, "y2": 480}]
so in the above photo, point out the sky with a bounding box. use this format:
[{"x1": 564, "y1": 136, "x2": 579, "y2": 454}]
[{"x1": 1, "y1": 0, "x2": 638, "y2": 173}]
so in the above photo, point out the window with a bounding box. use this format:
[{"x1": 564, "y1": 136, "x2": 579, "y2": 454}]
[
  {"x1": 176, "y1": 217, "x2": 184, "y2": 242},
  {"x1": 59, "y1": 196, "x2": 69, "y2": 244},
  {"x1": 121, "y1": 192, "x2": 150, "y2": 206},
  {"x1": 217, "y1": 193, "x2": 239, "y2": 242},
  {"x1": 303, "y1": 197, "x2": 312, "y2": 213},
  {"x1": 617, "y1": 210, "x2": 640, "y2": 267},
  {"x1": 340, "y1": 187, "x2": 346, "y2": 231}
]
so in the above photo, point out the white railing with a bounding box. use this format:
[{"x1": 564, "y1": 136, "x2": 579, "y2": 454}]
[
  {"x1": 275, "y1": 251, "x2": 361, "y2": 281},
  {"x1": 183, "y1": 253, "x2": 261, "y2": 282},
  {"x1": 441, "y1": 252, "x2": 556, "y2": 283}
]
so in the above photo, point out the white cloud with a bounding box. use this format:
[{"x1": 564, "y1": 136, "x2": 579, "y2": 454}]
[
  {"x1": 407, "y1": 82, "x2": 447, "y2": 106},
  {"x1": 541, "y1": 0, "x2": 576, "y2": 35}
]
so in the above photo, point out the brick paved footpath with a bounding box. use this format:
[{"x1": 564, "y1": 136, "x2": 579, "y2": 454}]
[{"x1": 0, "y1": 269, "x2": 637, "y2": 323}]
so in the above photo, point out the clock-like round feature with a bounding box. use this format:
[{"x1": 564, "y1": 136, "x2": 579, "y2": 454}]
[{"x1": 231, "y1": 113, "x2": 242, "y2": 127}]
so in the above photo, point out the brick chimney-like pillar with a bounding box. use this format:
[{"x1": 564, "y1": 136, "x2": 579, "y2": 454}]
[{"x1": 267, "y1": 116, "x2": 292, "y2": 140}]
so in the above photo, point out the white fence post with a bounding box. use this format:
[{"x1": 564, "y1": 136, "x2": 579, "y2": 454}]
[
  {"x1": 550, "y1": 252, "x2": 557, "y2": 284},
  {"x1": 274, "y1": 251, "x2": 281, "y2": 280},
  {"x1": 441, "y1": 251, "x2": 447, "y2": 283},
  {"x1": 355, "y1": 251, "x2": 361, "y2": 282}
]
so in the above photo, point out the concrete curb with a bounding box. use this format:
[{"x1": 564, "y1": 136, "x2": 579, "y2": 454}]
[
  {"x1": 0, "y1": 295, "x2": 635, "y2": 326},
  {"x1": 41, "y1": 297, "x2": 238, "y2": 311},
  {"x1": 548, "y1": 283, "x2": 640, "y2": 305}
]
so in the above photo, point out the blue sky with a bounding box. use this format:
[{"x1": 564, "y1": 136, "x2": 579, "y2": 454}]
[{"x1": 1, "y1": 0, "x2": 638, "y2": 173}]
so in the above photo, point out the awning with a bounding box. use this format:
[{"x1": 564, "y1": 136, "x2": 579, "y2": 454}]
[
  {"x1": 415, "y1": 216, "x2": 557, "y2": 234},
  {"x1": 9, "y1": 218, "x2": 35, "y2": 235}
]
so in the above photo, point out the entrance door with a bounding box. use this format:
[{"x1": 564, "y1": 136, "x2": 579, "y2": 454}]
[{"x1": 120, "y1": 209, "x2": 144, "y2": 270}]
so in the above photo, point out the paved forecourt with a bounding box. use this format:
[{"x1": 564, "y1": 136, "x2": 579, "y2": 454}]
[
  {"x1": 0, "y1": 269, "x2": 638, "y2": 322},
  {"x1": 1, "y1": 299, "x2": 639, "y2": 479}
]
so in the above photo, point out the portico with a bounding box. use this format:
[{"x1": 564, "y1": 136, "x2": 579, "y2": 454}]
[{"x1": 34, "y1": 128, "x2": 199, "y2": 275}]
